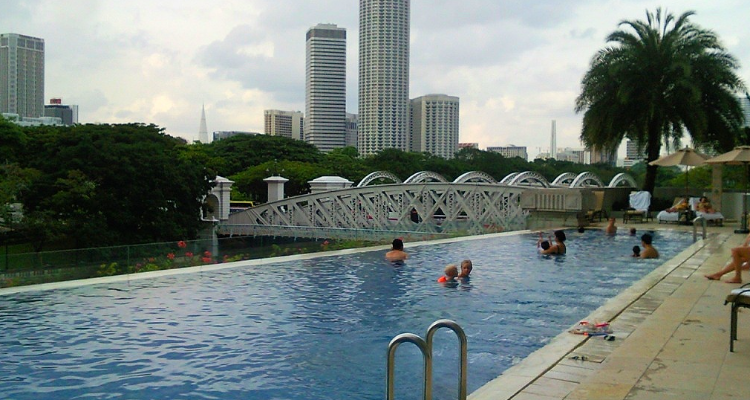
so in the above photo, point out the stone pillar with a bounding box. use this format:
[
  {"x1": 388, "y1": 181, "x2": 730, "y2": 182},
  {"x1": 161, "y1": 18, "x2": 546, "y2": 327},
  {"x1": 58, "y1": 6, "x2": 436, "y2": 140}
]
[
  {"x1": 712, "y1": 164, "x2": 723, "y2": 212},
  {"x1": 264, "y1": 176, "x2": 289, "y2": 202},
  {"x1": 211, "y1": 176, "x2": 234, "y2": 220}
]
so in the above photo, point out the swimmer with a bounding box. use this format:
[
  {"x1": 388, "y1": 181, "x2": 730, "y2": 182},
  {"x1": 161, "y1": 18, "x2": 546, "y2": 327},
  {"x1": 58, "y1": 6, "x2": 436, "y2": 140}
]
[
  {"x1": 458, "y1": 259, "x2": 472, "y2": 279},
  {"x1": 632, "y1": 245, "x2": 641, "y2": 258},
  {"x1": 438, "y1": 264, "x2": 458, "y2": 283},
  {"x1": 640, "y1": 234, "x2": 659, "y2": 259},
  {"x1": 630, "y1": 227, "x2": 637, "y2": 236},
  {"x1": 385, "y1": 238, "x2": 409, "y2": 262},
  {"x1": 604, "y1": 217, "x2": 617, "y2": 235},
  {"x1": 540, "y1": 230, "x2": 567, "y2": 255},
  {"x1": 537, "y1": 232, "x2": 552, "y2": 252},
  {"x1": 577, "y1": 226, "x2": 585, "y2": 233}
]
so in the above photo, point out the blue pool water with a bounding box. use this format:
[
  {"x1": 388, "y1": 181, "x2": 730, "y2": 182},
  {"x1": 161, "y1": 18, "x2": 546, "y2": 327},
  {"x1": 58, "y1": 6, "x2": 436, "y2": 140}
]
[{"x1": 0, "y1": 230, "x2": 694, "y2": 400}]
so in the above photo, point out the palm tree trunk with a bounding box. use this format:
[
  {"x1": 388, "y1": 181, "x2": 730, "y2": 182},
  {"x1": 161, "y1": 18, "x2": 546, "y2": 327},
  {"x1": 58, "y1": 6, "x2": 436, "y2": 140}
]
[{"x1": 643, "y1": 119, "x2": 663, "y2": 194}]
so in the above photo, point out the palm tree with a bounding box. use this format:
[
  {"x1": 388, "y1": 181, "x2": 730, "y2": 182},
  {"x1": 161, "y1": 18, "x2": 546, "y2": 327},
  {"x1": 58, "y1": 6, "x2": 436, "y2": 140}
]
[{"x1": 575, "y1": 8, "x2": 746, "y2": 193}]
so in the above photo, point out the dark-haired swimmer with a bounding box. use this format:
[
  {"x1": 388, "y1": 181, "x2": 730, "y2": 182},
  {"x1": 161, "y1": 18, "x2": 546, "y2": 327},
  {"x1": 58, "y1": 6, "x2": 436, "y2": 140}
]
[
  {"x1": 640, "y1": 234, "x2": 659, "y2": 259},
  {"x1": 385, "y1": 238, "x2": 409, "y2": 262},
  {"x1": 540, "y1": 230, "x2": 566, "y2": 255}
]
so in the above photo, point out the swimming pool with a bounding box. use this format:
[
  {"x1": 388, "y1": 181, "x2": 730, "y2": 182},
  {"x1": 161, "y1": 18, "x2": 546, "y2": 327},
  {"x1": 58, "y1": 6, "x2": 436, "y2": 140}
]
[{"x1": 0, "y1": 229, "x2": 694, "y2": 400}]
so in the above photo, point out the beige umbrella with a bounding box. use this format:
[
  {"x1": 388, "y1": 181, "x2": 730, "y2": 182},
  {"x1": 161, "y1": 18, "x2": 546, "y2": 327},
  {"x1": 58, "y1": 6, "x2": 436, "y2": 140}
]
[
  {"x1": 649, "y1": 146, "x2": 708, "y2": 199},
  {"x1": 706, "y1": 146, "x2": 750, "y2": 233}
]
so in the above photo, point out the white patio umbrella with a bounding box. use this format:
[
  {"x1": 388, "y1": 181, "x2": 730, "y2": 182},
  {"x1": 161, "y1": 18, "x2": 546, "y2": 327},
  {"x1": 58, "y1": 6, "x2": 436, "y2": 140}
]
[
  {"x1": 649, "y1": 147, "x2": 708, "y2": 199},
  {"x1": 706, "y1": 146, "x2": 750, "y2": 233}
]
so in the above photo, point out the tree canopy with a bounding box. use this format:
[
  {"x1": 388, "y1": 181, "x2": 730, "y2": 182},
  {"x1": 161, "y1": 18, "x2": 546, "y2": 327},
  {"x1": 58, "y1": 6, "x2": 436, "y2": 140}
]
[{"x1": 575, "y1": 8, "x2": 746, "y2": 193}]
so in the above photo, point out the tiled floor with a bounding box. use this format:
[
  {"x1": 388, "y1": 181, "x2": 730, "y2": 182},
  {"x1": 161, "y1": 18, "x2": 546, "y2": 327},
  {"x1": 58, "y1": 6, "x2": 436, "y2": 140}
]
[{"x1": 471, "y1": 224, "x2": 750, "y2": 400}]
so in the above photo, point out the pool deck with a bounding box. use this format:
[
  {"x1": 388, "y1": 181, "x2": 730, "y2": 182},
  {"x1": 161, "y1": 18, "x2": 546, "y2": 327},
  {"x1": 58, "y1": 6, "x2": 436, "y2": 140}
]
[{"x1": 472, "y1": 222, "x2": 750, "y2": 400}]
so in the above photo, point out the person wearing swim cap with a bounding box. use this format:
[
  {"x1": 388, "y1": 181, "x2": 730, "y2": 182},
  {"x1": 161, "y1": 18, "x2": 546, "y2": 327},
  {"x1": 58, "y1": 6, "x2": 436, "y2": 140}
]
[
  {"x1": 385, "y1": 238, "x2": 409, "y2": 262},
  {"x1": 438, "y1": 264, "x2": 458, "y2": 283}
]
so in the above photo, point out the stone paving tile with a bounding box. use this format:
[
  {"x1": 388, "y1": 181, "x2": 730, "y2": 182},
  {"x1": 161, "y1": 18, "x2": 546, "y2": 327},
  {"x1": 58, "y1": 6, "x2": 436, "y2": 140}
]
[
  {"x1": 564, "y1": 382, "x2": 633, "y2": 400},
  {"x1": 625, "y1": 385, "x2": 714, "y2": 399},
  {"x1": 511, "y1": 392, "x2": 561, "y2": 400},
  {"x1": 638, "y1": 358, "x2": 721, "y2": 394},
  {"x1": 523, "y1": 377, "x2": 579, "y2": 398}
]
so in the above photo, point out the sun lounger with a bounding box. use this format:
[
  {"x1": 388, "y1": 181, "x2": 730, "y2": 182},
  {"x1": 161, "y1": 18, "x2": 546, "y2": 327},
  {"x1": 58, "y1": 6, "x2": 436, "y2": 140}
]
[
  {"x1": 623, "y1": 191, "x2": 652, "y2": 223},
  {"x1": 690, "y1": 197, "x2": 724, "y2": 225},
  {"x1": 725, "y1": 284, "x2": 750, "y2": 352}
]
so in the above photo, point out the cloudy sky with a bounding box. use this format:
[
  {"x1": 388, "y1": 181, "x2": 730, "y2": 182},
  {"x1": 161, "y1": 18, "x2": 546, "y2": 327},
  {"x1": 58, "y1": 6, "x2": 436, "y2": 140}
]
[{"x1": 4, "y1": 0, "x2": 749, "y2": 158}]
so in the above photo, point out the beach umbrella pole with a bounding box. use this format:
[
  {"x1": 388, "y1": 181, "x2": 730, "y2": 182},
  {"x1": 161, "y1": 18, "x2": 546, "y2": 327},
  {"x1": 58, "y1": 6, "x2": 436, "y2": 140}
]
[{"x1": 737, "y1": 163, "x2": 750, "y2": 234}]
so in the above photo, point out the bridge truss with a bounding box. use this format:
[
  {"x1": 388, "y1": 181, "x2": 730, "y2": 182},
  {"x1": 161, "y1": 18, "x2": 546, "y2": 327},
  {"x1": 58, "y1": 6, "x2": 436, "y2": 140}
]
[{"x1": 220, "y1": 183, "x2": 528, "y2": 240}]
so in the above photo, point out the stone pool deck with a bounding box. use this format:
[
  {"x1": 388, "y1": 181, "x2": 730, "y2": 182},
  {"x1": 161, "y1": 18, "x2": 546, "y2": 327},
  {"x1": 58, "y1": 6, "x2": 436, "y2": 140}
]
[{"x1": 472, "y1": 223, "x2": 750, "y2": 400}]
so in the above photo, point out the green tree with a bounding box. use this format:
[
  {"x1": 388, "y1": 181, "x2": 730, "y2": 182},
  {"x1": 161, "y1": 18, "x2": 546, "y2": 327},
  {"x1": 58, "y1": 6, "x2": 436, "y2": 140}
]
[
  {"x1": 18, "y1": 123, "x2": 214, "y2": 248},
  {"x1": 231, "y1": 160, "x2": 331, "y2": 202},
  {"x1": 575, "y1": 8, "x2": 746, "y2": 193},
  {"x1": 210, "y1": 134, "x2": 324, "y2": 177}
]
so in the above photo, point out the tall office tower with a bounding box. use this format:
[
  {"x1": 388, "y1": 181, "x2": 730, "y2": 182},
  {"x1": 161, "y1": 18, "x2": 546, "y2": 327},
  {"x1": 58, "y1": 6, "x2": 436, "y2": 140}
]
[
  {"x1": 550, "y1": 120, "x2": 557, "y2": 160},
  {"x1": 740, "y1": 96, "x2": 750, "y2": 128},
  {"x1": 1, "y1": 33, "x2": 45, "y2": 117},
  {"x1": 410, "y1": 94, "x2": 460, "y2": 159},
  {"x1": 345, "y1": 112, "x2": 358, "y2": 148},
  {"x1": 625, "y1": 140, "x2": 645, "y2": 161},
  {"x1": 359, "y1": 0, "x2": 410, "y2": 156},
  {"x1": 44, "y1": 98, "x2": 76, "y2": 125},
  {"x1": 198, "y1": 104, "x2": 209, "y2": 143},
  {"x1": 265, "y1": 110, "x2": 304, "y2": 140},
  {"x1": 304, "y1": 23, "x2": 346, "y2": 152}
]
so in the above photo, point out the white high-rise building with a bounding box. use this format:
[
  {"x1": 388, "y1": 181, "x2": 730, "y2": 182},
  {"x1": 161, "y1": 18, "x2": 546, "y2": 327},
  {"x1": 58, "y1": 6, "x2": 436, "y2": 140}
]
[
  {"x1": 1, "y1": 33, "x2": 44, "y2": 117},
  {"x1": 304, "y1": 23, "x2": 346, "y2": 152},
  {"x1": 265, "y1": 110, "x2": 304, "y2": 140},
  {"x1": 410, "y1": 94, "x2": 459, "y2": 158},
  {"x1": 550, "y1": 120, "x2": 557, "y2": 160},
  {"x1": 740, "y1": 95, "x2": 750, "y2": 128},
  {"x1": 358, "y1": 0, "x2": 410, "y2": 156},
  {"x1": 487, "y1": 145, "x2": 528, "y2": 161}
]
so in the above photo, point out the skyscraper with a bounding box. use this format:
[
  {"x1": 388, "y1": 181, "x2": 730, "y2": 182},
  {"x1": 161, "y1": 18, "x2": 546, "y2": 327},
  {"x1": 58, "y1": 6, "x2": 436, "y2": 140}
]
[
  {"x1": 359, "y1": 0, "x2": 410, "y2": 156},
  {"x1": 1, "y1": 33, "x2": 45, "y2": 117},
  {"x1": 410, "y1": 94, "x2": 460, "y2": 159},
  {"x1": 304, "y1": 23, "x2": 346, "y2": 152},
  {"x1": 740, "y1": 95, "x2": 750, "y2": 128}
]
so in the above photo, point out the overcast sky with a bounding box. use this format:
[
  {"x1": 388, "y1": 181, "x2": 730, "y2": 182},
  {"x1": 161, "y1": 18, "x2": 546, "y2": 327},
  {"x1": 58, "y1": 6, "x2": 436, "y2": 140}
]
[{"x1": 4, "y1": 0, "x2": 749, "y2": 158}]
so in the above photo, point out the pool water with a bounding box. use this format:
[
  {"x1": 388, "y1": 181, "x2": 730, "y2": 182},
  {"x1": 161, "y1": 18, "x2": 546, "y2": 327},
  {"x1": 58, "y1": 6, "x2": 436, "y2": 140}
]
[{"x1": 0, "y1": 229, "x2": 693, "y2": 400}]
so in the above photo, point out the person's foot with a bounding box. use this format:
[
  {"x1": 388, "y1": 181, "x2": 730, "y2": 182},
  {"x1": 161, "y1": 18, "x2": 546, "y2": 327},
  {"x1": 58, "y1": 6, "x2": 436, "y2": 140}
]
[
  {"x1": 705, "y1": 273, "x2": 722, "y2": 280},
  {"x1": 725, "y1": 277, "x2": 743, "y2": 284}
]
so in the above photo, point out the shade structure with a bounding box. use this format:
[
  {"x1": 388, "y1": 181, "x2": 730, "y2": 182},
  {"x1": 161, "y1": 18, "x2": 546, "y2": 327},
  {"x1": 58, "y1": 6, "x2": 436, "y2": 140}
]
[
  {"x1": 649, "y1": 147, "x2": 708, "y2": 200},
  {"x1": 706, "y1": 146, "x2": 750, "y2": 234}
]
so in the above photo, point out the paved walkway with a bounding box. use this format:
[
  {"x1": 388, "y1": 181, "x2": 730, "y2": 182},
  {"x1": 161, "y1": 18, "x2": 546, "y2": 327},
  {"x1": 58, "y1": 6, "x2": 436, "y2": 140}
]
[{"x1": 472, "y1": 223, "x2": 750, "y2": 400}]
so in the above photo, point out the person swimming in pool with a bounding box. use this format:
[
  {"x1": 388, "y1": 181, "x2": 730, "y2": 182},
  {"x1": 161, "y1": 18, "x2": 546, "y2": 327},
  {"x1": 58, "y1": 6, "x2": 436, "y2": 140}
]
[
  {"x1": 604, "y1": 217, "x2": 617, "y2": 235},
  {"x1": 540, "y1": 230, "x2": 566, "y2": 255},
  {"x1": 385, "y1": 238, "x2": 409, "y2": 262},
  {"x1": 458, "y1": 259, "x2": 472, "y2": 280},
  {"x1": 438, "y1": 264, "x2": 458, "y2": 283},
  {"x1": 632, "y1": 245, "x2": 641, "y2": 258},
  {"x1": 639, "y1": 233, "x2": 659, "y2": 259}
]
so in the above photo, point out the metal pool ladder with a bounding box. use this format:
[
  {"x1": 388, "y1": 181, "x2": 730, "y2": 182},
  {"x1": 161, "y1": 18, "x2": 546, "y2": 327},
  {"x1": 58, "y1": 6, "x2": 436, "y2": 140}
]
[{"x1": 386, "y1": 319, "x2": 468, "y2": 400}]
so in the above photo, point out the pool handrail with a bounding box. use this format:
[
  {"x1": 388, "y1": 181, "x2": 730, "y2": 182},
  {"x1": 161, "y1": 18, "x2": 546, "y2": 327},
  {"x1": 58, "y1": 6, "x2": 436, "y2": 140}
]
[
  {"x1": 386, "y1": 333, "x2": 432, "y2": 400},
  {"x1": 425, "y1": 319, "x2": 468, "y2": 400},
  {"x1": 692, "y1": 216, "x2": 707, "y2": 242}
]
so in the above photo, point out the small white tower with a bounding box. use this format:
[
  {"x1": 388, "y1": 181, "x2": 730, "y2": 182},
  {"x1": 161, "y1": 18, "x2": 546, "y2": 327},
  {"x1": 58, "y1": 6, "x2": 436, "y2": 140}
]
[{"x1": 199, "y1": 104, "x2": 209, "y2": 143}]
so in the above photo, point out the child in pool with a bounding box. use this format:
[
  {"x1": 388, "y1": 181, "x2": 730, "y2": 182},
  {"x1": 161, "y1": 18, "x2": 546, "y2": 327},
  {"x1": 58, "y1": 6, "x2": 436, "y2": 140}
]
[
  {"x1": 438, "y1": 264, "x2": 458, "y2": 283},
  {"x1": 632, "y1": 245, "x2": 641, "y2": 258}
]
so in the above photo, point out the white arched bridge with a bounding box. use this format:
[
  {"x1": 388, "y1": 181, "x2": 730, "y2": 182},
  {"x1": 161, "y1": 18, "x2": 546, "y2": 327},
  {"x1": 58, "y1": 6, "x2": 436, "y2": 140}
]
[{"x1": 217, "y1": 170, "x2": 637, "y2": 240}]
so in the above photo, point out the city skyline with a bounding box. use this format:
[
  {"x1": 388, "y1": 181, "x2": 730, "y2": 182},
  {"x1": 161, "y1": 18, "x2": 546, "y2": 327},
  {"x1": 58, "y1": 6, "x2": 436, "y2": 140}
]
[{"x1": 2, "y1": 1, "x2": 749, "y2": 159}]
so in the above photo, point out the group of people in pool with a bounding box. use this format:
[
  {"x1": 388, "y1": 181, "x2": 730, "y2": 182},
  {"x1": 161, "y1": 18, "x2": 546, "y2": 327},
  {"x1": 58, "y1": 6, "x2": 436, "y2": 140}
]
[
  {"x1": 384, "y1": 238, "x2": 473, "y2": 284},
  {"x1": 536, "y1": 220, "x2": 659, "y2": 259}
]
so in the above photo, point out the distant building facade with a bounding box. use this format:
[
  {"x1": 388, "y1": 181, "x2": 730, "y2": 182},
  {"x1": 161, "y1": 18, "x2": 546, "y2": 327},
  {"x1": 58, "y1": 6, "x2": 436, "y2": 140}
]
[
  {"x1": 487, "y1": 145, "x2": 528, "y2": 161},
  {"x1": 305, "y1": 23, "x2": 346, "y2": 152},
  {"x1": 264, "y1": 110, "x2": 303, "y2": 140},
  {"x1": 409, "y1": 94, "x2": 459, "y2": 158},
  {"x1": 458, "y1": 143, "x2": 479, "y2": 150},
  {"x1": 740, "y1": 95, "x2": 750, "y2": 128},
  {"x1": 212, "y1": 131, "x2": 261, "y2": 141},
  {"x1": 1, "y1": 33, "x2": 45, "y2": 118},
  {"x1": 556, "y1": 147, "x2": 586, "y2": 164},
  {"x1": 345, "y1": 112, "x2": 358, "y2": 148},
  {"x1": 588, "y1": 145, "x2": 618, "y2": 166},
  {"x1": 2, "y1": 112, "x2": 61, "y2": 127},
  {"x1": 44, "y1": 98, "x2": 77, "y2": 126},
  {"x1": 359, "y1": 0, "x2": 410, "y2": 155}
]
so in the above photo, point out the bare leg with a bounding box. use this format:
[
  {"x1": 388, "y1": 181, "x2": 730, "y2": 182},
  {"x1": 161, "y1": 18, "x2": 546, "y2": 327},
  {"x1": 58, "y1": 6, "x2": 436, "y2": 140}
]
[
  {"x1": 725, "y1": 247, "x2": 750, "y2": 283},
  {"x1": 705, "y1": 262, "x2": 735, "y2": 280}
]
